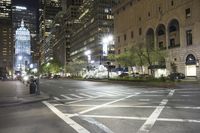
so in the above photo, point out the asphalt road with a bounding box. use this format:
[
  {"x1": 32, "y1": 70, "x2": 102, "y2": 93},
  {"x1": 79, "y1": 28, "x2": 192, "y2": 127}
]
[
  {"x1": 40, "y1": 79, "x2": 200, "y2": 133},
  {"x1": 1, "y1": 79, "x2": 200, "y2": 133}
]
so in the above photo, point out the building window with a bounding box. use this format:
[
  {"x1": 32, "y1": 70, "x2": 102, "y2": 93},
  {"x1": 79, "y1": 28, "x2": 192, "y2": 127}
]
[
  {"x1": 186, "y1": 30, "x2": 192, "y2": 45},
  {"x1": 124, "y1": 34, "x2": 127, "y2": 41},
  {"x1": 148, "y1": 12, "x2": 150, "y2": 17},
  {"x1": 185, "y1": 8, "x2": 191, "y2": 18},
  {"x1": 170, "y1": 38, "x2": 175, "y2": 47},
  {"x1": 118, "y1": 49, "x2": 121, "y2": 54},
  {"x1": 171, "y1": 0, "x2": 174, "y2": 6},
  {"x1": 131, "y1": 31, "x2": 134, "y2": 38},
  {"x1": 139, "y1": 28, "x2": 142, "y2": 35}
]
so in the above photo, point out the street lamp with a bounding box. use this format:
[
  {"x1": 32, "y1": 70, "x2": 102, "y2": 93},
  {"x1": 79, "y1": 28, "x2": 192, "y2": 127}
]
[
  {"x1": 102, "y1": 34, "x2": 114, "y2": 57},
  {"x1": 85, "y1": 50, "x2": 91, "y2": 71},
  {"x1": 84, "y1": 50, "x2": 91, "y2": 63},
  {"x1": 102, "y1": 34, "x2": 114, "y2": 79}
]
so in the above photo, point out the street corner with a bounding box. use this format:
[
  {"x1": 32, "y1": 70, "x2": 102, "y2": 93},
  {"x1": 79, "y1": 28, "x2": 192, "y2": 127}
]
[
  {"x1": 19, "y1": 92, "x2": 50, "y2": 104},
  {"x1": 0, "y1": 96, "x2": 22, "y2": 107}
]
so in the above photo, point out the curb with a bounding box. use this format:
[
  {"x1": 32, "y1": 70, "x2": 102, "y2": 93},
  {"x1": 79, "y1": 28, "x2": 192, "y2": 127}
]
[{"x1": 0, "y1": 93, "x2": 50, "y2": 107}]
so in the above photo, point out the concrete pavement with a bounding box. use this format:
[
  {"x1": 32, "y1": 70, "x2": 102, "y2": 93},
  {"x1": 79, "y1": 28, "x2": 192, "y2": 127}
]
[{"x1": 0, "y1": 80, "x2": 49, "y2": 107}]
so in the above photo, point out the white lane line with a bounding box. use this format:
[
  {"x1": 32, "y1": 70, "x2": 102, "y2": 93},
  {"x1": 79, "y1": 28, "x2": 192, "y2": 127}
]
[
  {"x1": 137, "y1": 90, "x2": 175, "y2": 133},
  {"x1": 157, "y1": 118, "x2": 200, "y2": 123},
  {"x1": 43, "y1": 101, "x2": 90, "y2": 133},
  {"x1": 104, "y1": 91, "x2": 122, "y2": 96},
  {"x1": 79, "y1": 93, "x2": 94, "y2": 98},
  {"x1": 81, "y1": 117, "x2": 114, "y2": 133},
  {"x1": 58, "y1": 103, "x2": 200, "y2": 110},
  {"x1": 137, "y1": 99, "x2": 168, "y2": 133},
  {"x1": 70, "y1": 94, "x2": 83, "y2": 98},
  {"x1": 63, "y1": 114, "x2": 200, "y2": 123},
  {"x1": 69, "y1": 93, "x2": 140, "y2": 117},
  {"x1": 137, "y1": 95, "x2": 165, "y2": 97},
  {"x1": 61, "y1": 94, "x2": 73, "y2": 100},
  {"x1": 174, "y1": 106, "x2": 200, "y2": 109},
  {"x1": 65, "y1": 95, "x2": 103, "y2": 105},
  {"x1": 168, "y1": 90, "x2": 175, "y2": 97},
  {"x1": 54, "y1": 97, "x2": 60, "y2": 100},
  {"x1": 80, "y1": 114, "x2": 147, "y2": 120},
  {"x1": 176, "y1": 92, "x2": 200, "y2": 94},
  {"x1": 96, "y1": 92, "x2": 115, "y2": 96}
]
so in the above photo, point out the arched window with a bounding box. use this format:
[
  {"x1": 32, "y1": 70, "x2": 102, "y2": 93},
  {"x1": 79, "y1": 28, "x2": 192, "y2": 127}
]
[
  {"x1": 168, "y1": 19, "x2": 180, "y2": 48},
  {"x1": 146, "y1": 28, "x2": 155, "y2": 50},
  {"x1": 156, "y1": 24, "x2": 166, "y2": 49},
  {"x1": 186, "y1": 54, "x2": 196, "y2": 65}
]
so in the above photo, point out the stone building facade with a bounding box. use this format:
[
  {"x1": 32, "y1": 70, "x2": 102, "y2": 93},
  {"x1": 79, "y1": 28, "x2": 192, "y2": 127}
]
[{"x1": 113, "y1": 0, "x2": 200, "y2": 78}]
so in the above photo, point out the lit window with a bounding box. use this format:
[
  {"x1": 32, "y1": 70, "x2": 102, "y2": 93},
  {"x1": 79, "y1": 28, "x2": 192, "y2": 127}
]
[{"x1": 185, "y1": 8, "x2": 191, "y2": 18}]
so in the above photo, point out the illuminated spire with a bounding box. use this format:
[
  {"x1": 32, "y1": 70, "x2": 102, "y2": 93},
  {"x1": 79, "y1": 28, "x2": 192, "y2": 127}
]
[{"x1": 21, "y1": 19, "x2": 24, "y2": 27}]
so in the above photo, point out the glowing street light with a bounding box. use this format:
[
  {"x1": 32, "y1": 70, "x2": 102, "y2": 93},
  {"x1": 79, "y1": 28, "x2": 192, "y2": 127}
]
[
  {"x1": 30, "y1": 64, "x2": 33, "y2": 69},
  {"x1": 102, "y1": 34, "x2": 114, "y2": 56},
  {"x1": 84, "y1": 50, "x2": 91, "y2": 62},
  {"x1": 18, "y1": 55, "x2": 23, "y2": 60}
]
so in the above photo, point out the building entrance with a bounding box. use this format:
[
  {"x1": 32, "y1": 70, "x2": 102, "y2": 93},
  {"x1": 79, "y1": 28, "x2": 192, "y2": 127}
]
[{"x1": 185, "y1": 54, "x2": 197, "y2": 77}]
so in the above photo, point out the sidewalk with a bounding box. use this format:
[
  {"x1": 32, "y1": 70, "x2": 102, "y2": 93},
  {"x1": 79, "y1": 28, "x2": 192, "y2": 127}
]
[{"x1": 0, "y1": 80, "x2": 49, "y2": 107}]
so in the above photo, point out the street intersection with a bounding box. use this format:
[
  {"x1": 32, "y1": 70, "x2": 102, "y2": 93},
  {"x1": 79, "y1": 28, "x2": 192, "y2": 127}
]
[{"x1": 41, "y1": 80, "x2": 200, "y2": 133}]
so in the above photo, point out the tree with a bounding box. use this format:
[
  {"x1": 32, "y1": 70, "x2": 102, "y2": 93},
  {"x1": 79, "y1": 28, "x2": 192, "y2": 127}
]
[
  {"x1": 40, "y1": 59, "x2": 62, "y2": 74},
  {"x1": 111, "y1": 42, "x2": 166, "y2": 75},
  {"x1": 65, "y1": 59, "x2": 87, "y2": 76}
]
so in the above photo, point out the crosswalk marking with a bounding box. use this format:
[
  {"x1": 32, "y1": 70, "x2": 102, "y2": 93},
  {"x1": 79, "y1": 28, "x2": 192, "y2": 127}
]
[
  {"x1": 60, "y1": 94, "x2": 73, "y2": 100},
  {"x1": 54, "y1": 97, "x2": 60, "y2": 100},
  {"x1": 96, "y1": 92, "x2": 115, "y2": 96},
  {"x1": 79, "y1": 93, "x2": 94, "y2": 98},
  {"x1": 70, "y1": 94, "x2": 83, "y2": 98}
]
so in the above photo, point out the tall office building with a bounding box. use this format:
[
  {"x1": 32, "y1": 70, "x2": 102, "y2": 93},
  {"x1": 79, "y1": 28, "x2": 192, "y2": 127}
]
[
  {"x1": 70, "y1": 0, "x2": 116, "y2": 66},
  {"x1": 14, "y1": 20, "x2": 31, "y2": 73},
  {"x1": 0, "y1": 0, "x2": 13, "y2": 76},
  {"x1": 50, "y1": 0, "x2": 83, "y2": 67},
  {"x1": 12, "y1": 0, "x2": 39, "y2": 65},
  {"x1": 39, "y1": 0, "x2": 62, "y2": 64}
]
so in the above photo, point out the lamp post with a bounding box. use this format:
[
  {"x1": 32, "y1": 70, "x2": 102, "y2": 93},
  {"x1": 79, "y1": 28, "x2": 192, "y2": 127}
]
[
  {"x1": 102, "y1": 34, "x2": 114, "y2": 79},
  {"x1": 85, "y1": 50, "x2": 91, "y2": 71}
]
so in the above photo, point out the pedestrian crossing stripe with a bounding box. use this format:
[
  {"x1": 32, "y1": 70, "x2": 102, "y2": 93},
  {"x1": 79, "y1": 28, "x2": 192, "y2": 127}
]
[{"x1": 60, "y1": 94, "x2": 73, "y2": 100}]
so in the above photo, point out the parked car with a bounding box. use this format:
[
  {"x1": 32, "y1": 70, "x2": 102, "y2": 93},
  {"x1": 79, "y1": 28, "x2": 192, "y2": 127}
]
[
  {"x1": 168, "y1": 72, "x2": 185, "y2": 80},
  {"x1": 119, "y1": 72, "x2": 129, "y2": 78},
  {"x1": 53, "y1": 75, "x2": 61, "y2": 79},
  {"x1": 130, "y1": 72, "x2": 140, "y2": 78}
]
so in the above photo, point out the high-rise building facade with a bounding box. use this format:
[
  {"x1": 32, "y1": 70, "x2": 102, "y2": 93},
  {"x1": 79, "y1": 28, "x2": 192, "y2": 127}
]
[
  {"x1": 14, "y1": 20, "x2": 31, "y2": 72},
  {"x1": 39, "y1": 0, "x2": 62, "y2": 64},
  {"x1": 0, "y1": 0, "x2": 13, "y2": 76},
  {"x1": 50, "y1": 0, "x2": 83, "y2": 67},
  {"x1": 113, "y1": 0, "x2": 200, "y2": 78},
  {"x1": 12, "y1": 5, "x2": 38, "y2": 62},
  {"x1": 70, "y1": 0, "x2": 116, "y2": 65},
  {"x1": 12, "y1": 0, "x2": 40, "y2": 66}
]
